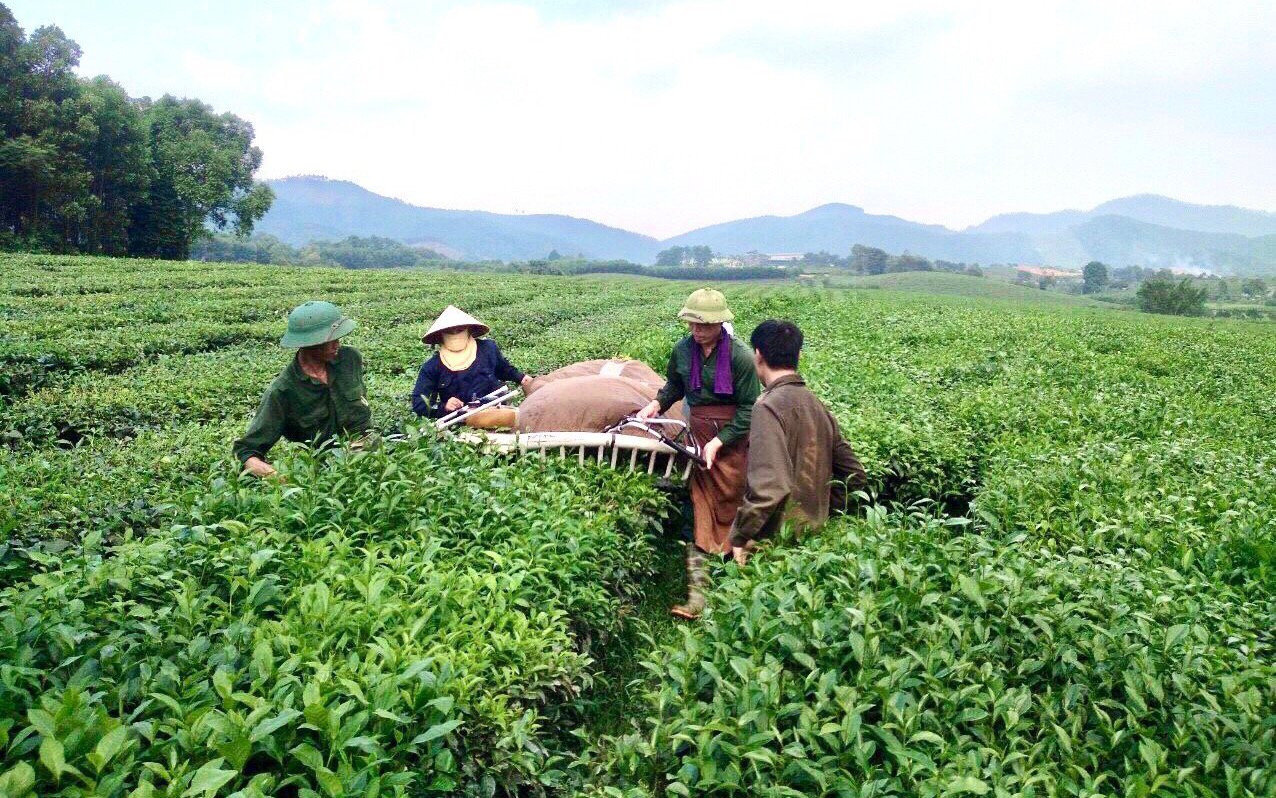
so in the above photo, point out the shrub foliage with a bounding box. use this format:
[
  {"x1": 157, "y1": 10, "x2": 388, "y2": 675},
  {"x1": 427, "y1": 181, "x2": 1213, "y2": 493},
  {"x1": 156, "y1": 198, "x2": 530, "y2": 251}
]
[{"x1": 1, "y1": 254, "x2": 1273, "y2": 796}]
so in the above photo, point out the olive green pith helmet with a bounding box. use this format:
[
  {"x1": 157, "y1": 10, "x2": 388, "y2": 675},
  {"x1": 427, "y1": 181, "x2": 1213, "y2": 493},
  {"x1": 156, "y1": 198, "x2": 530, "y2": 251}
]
[
  {"x1": 678, "y1": 288, "x2": 734, "y2": 324},
  {"x1": 279, "y1": 301, "x2": 356, "y2": 348}
]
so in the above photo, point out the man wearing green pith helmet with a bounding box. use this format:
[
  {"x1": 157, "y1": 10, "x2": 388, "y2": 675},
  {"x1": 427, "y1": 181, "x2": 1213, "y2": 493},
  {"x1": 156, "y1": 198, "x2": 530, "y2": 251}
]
[
  {"x1": 233, "y1": 301, "x2": 372, "y2": 478},
  {"x1": 638, "y1": 287, "x2": 760, "y2": 620}
]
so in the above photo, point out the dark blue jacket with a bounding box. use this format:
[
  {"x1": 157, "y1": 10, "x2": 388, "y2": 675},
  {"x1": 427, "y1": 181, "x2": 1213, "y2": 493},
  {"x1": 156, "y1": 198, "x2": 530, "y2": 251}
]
[{"x1": 411, "y1": 338, "x2": 525, "y2": 418}]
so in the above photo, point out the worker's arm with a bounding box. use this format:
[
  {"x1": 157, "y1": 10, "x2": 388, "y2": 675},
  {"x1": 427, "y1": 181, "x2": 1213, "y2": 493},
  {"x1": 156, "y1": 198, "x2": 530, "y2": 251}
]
[
  {"x1": 730, "y1": 404, "x2": 790, "y2": 548},
  {"x1": 716, "y1": 343, "x2": 761, "y2": 446},
  {"x1": 829, "y1": 414, "x2": 868, "y2": 513},
  {"x1": 342, "y1": 347, "x2": 373, "y2": 433},
  {"x1": 654, "y1": 343, "x2": 686, "y2": 414},
  {"x1": 490, "y1": 341, "x2": 527, "y2": 385},
  {"x1": 411, "y1": 361, "x2": 440, "y2": 418},
  {"x1": 233, "y1": 386, "x2": 286, "y2": 475}
]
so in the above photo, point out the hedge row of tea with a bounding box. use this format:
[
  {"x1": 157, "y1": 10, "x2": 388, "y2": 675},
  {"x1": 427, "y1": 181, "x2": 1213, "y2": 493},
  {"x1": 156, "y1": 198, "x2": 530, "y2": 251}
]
[
  {"x1": 2, "y1": 441, "x2": 668, "y2": 797},
  {"x1": 594, "y1": 289, "x2": 1276, "y2": 794},
  {"x1": 1, "y1": 254, "x2": 1273, "y2": 796},
  {"x1": 599, "y1": 507, "x2": 1273, "y2": 796},
  {"x1": 1, "y1": 254, "x2": 716, "y2": 797},
  {"x1": 0, "y1": 255, "x2": 699, "y2": 559}
]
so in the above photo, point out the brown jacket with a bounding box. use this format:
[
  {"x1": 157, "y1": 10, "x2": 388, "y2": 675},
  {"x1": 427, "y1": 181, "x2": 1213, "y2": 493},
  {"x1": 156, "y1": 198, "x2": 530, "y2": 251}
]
[{"x1": 730, "y1": 374, "x2": 867, "y2": 547}]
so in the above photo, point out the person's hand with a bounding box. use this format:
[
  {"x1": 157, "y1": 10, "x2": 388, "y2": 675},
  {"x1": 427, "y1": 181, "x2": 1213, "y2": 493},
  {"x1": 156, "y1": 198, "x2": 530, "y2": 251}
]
[
  {"x1": 732, "y1": 546, "x2": 750, "y2": 567},
  {"x1": 636, "y1": 399, "x2": 660, "y2": 420},
  {"x1": 243, "y1": 456, "x2": 277, "y2": 479},
  {"x1": 445, "y1": 397, "x2": 464, "y2": 412},
  {"x1": 702, "y1": 437, "x2": 723, "y2": 470}
]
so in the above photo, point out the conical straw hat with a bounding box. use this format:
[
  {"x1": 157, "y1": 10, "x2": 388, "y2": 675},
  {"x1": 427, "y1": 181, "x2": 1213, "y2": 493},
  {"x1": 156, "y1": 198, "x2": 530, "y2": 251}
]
[{"x1": 423, "y1": 305, "x2": 490, "y2": 345}]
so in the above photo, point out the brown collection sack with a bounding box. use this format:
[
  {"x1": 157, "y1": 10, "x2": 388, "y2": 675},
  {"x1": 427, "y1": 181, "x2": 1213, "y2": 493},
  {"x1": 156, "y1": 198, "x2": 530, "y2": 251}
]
[
  {"x1": 461, "y1": 359, "x2": 682, "y2": 433},
  {"x1": 516, "y1": 375, "x2": 654, "y2": 432},
  {"x1": 524, "y1": 358, "x2": 665, "y2": 395},
  {"x1": 514, "y1": 359, "x2": 683, "y2": 433}
]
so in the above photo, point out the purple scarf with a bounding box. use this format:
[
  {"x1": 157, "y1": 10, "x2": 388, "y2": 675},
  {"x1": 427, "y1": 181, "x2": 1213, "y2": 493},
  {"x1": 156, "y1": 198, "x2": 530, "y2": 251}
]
[{"x1": 689, "y1": 330, "x2": 734, "y2": 395}]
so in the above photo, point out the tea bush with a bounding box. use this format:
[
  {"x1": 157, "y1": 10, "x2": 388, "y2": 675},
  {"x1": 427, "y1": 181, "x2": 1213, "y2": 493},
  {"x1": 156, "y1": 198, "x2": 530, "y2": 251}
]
[
  {"x1": 597, "y1": 510, "x2": 1274, "y2": 796},
  {"x1": 2, "y1": 253, "x2": 1274, "y2": 796},
  {"x1": 0, "y1": 435, "x2": 665, "y2": 797},
  {"x1": 0, "y1": 254, "x2": 699, "y2": 554},
  {"x1": 590, "y1": 286, "x2": 1275, "y2": 796}
]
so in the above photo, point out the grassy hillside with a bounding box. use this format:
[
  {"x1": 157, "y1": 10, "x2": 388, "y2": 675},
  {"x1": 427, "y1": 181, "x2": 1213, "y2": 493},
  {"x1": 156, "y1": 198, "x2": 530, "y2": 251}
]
[{"x1": 1, "y1": 254, "x2": 1272, "y2": 796}]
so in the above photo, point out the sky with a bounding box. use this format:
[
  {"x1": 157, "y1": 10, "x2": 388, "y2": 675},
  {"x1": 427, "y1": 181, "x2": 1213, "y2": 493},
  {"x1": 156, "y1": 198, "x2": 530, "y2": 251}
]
[{"x1": 9, "y1": 0, "x2": 1275, "y2": 238}]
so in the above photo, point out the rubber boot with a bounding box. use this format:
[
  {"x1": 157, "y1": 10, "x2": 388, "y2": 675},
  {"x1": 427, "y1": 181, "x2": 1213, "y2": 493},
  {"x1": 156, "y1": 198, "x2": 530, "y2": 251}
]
[{"x1": 671, "y1": 544, "x2": 708, "y2": 620}]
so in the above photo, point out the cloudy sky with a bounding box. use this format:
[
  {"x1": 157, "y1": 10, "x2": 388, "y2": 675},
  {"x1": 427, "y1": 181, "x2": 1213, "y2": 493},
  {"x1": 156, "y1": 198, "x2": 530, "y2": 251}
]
[{"x1": 10, "y1": 0, "x2": 1275, "y2": 237}]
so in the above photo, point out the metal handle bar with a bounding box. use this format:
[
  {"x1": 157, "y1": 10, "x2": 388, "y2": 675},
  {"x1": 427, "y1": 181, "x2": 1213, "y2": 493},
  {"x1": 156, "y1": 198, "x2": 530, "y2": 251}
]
[
  {"x1": 605, "y1": 417, "x2": 688, "y2": 436},
  {"x1": 606, "y1": 416, "x2": 706, "y2": 468},
  {"x1": 435, "y1": 385, "x2": 520, "y2": 430}
]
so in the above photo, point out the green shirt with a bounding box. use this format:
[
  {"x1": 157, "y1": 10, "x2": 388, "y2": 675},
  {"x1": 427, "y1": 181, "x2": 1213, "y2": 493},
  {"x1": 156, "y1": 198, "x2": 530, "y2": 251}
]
[
  {"x1": 232, "y1": 346, "x2": 372, "y2": 463},
  {"x1": 655, "y1": 335, "x2": 760, "y2": 445}
]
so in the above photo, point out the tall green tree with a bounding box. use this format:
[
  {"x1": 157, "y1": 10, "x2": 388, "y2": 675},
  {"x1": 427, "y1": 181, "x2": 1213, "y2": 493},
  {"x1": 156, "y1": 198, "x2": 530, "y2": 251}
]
[
  {"x1": 128, "y1": 96, "x2": 274, "y2": 259},
  {"x1": 656, "y1": 246, "x2": 687, "y2": 267},
  {"x1": 890, "y1": 252, "x2": 933, "y2": 273},
  {"x1": 1082, "y1": 261, "x2": 1109, "y2": 294},
  {"x1": 78, "y1": 77, "x2": 150, "y2": 253},
  {"x1": 0, "y1": 6, "x2": 23, "y2": 126},
  {"x1": 1137, "y1": 278, "x2": 1207, "y2": 316},
  {"x1": 0, "y1": 19, "x2": 91, "y2": 250},
  {"x1": 850, "y1": 244, "x2": 889, "y2": 275},
  {"x1": 0, "y1": 3, "x2": 273, "y2": 257},
  {"x1": 1241, "y1": 278, "x2": 1267, "y2": 299}
]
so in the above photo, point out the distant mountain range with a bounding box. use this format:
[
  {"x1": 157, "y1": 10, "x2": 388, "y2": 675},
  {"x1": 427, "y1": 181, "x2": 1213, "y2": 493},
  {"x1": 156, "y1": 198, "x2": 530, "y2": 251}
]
[
  {"x1": 256, "y1": 177, "x2": 1276, "y2": 275},
  {"x1": 972, "y1": 195, "x2": 1276, "y2": 238},
  {"x1": 257, "y1": 177, "x2": 657, "y2": 263}
]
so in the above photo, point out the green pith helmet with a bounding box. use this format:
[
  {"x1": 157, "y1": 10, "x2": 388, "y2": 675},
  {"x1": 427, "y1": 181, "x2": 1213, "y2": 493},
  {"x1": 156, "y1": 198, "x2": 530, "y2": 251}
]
[
  {"x1": 279, "y1": 301, "x2": 356, "y2": 348},
  {"x1": 677, "y1": 288, "x2": 734, "y2": 324}
]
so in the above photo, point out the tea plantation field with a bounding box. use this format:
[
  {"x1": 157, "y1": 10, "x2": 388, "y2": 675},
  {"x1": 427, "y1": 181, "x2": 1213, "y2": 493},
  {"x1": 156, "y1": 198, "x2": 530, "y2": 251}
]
[{"x1": 1, "y1": 253, "x2": 1273, "y2": 797}]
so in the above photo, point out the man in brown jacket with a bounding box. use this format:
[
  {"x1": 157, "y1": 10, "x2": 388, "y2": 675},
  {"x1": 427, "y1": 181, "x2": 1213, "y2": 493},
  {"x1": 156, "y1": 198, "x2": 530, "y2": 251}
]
[{"x1": 730, "y1": 319, "x2": 868, "y2": 565}]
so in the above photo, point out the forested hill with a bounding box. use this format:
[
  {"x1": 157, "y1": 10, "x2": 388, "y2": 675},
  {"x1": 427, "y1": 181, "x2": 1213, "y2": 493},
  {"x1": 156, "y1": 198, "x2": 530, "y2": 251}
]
[
  {"x1": 973, "y1": 194, "x2": 1276, "y2": 238},
  {"x1": 261, "y1": 180, "x2": 1276, "y2": 275},
  {"x1": 665, "y1": 200, "x2": 1276, "y2": 276},
  {"x1": 256, "y1": 177, "x2": 660, "y2": 263},
  {"x1": 662, "y1": 203, "x2": 1039, "y2": 264}
]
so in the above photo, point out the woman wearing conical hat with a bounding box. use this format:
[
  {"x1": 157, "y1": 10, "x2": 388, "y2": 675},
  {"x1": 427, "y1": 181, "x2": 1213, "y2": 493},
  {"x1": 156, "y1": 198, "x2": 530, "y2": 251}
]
[
  {"x1": 636, "y1": 288, "x2": 761, "y2": 620},
  {"x1": 411, "y1": 305, "x2": 533, "y2": 418}
]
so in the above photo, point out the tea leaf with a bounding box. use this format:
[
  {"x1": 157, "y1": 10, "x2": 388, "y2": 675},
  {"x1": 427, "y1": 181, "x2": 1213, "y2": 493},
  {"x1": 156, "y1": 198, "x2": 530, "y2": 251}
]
[
  {"x1": 943, "y1": 776, "x2": 990, "y2": 796},
  {"x1": 182, "y1": 759, "x2": 237, "y2": 797},
  {"x1": 410, "y1": 720, "x2": 463, "y2": 746}
]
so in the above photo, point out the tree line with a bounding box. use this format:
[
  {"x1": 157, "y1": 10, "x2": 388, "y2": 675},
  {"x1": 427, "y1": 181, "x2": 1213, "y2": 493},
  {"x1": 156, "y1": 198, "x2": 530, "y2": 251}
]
[
  {"x1": 191, "y1": 233, "x2": 442, "y2": 269},
  {"x1": 0, "y1": 5, "x2": 272, "y2": 258},
  {"x1": 846, "y1": 245, "x2": 984, "y2": 277},
  {"x1": 653, "y1": 243, "x2": 988, "y2": 276},
  {"x1": 1082, "y1": 261, "x2": 1272, "y2": 317},
  {"x1": 655, "y1": 245, "x2": 715, "y2": 268},
  {"x1": 568, "y1": 261, "x2": 789, "y2": 280},
  {"x1": 451, "y1": 257, "x2": 792, "y2": 281},
  {"x1": 193, "y1": 236, "x2": 786, "y2": 280}
]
